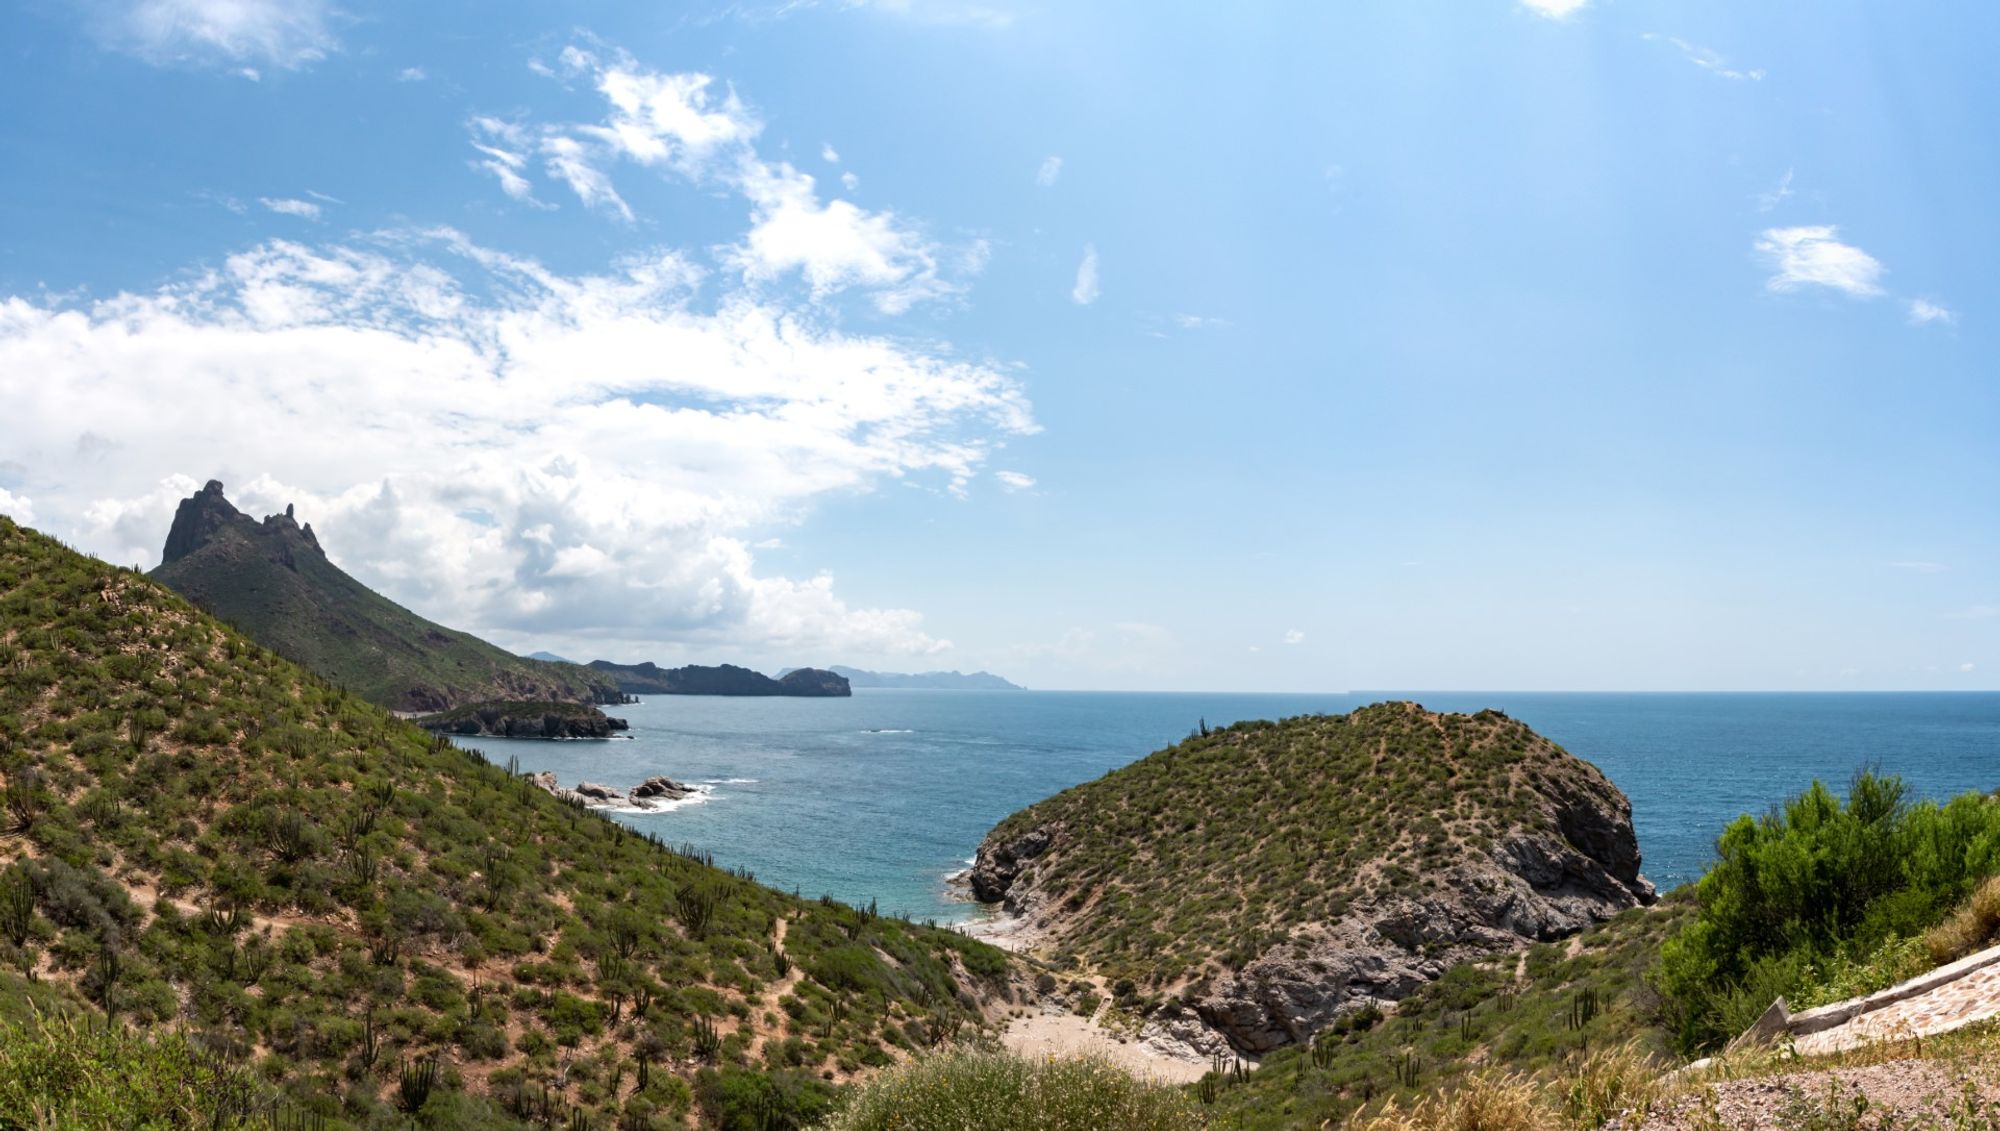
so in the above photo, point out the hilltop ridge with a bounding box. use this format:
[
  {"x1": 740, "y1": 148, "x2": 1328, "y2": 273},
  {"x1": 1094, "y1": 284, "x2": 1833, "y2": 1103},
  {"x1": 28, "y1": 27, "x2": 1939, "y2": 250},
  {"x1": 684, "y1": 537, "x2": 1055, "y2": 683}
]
[{"x1": 149, "y1": 481, "x2": 619, "y2": 712}]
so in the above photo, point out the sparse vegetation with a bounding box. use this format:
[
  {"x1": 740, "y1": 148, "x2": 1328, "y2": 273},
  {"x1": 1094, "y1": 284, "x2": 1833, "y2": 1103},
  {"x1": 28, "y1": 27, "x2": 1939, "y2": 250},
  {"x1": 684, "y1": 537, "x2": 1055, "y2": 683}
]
[
  {"x1": 0, "y1": 515, "x2": 1008, "y2": 1128},
  {"x1": 821, "y1": 1048, "x2": 1203, "y2": 1131}
]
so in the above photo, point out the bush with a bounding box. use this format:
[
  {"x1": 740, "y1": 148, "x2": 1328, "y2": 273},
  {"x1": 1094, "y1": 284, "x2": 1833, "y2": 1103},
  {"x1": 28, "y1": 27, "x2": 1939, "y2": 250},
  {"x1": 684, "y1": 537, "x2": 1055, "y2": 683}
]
[
  {"x1": 1926, "y1": 874, "x2": 2000, "y2": 966},
  {"x1": 0, "y1": 1011, "x2": 266, "y2": 1128},
  {"x1": 823, "y1": 1049, "x2": 1203, "y2": 1131},
  {"x1": 1658, "y1": 772, "x2": 2000, "y2": 1051}
]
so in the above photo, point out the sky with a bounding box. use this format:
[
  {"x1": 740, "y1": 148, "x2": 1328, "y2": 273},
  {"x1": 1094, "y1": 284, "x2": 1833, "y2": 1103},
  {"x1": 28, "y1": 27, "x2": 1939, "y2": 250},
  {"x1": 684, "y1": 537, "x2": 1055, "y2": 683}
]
[{"x1": 0, "y1": 0, "x2": 1993, "y2": 692}]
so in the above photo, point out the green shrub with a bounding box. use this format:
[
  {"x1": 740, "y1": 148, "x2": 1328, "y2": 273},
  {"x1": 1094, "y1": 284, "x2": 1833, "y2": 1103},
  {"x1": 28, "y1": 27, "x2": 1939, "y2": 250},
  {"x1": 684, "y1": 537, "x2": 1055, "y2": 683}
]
[{"x1": 1659, "y1": 772, "x2": 2000, "y2": 1051}]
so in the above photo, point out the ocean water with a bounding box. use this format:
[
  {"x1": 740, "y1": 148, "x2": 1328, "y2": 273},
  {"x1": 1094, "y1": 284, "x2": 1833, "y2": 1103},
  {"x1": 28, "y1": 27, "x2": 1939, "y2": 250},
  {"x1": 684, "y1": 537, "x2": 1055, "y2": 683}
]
[{"x1": 455, "y1": 691, "x2": 2000, "y2": 924}]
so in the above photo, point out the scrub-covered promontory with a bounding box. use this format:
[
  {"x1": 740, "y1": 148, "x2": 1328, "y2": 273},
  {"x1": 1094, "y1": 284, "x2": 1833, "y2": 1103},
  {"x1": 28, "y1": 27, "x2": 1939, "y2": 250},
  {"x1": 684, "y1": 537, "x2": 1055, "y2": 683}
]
[{"x1": 969, "y1": 702, "x2": 1654, "y2": 1053}]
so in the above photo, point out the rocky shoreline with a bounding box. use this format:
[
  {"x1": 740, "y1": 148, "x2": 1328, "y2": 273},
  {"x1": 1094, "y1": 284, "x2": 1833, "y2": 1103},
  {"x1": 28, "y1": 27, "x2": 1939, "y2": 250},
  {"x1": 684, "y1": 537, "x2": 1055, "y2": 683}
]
[{"x1": 529, "y1": 772, "x2": 704, "y2": 810}]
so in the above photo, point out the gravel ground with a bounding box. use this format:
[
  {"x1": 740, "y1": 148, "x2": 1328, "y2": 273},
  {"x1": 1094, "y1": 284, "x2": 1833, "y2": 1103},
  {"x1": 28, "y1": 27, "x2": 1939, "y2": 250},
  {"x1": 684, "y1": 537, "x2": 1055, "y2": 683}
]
[{"x1": 1622, "y1": 1060, "x2": 2000, "y2": 1129}]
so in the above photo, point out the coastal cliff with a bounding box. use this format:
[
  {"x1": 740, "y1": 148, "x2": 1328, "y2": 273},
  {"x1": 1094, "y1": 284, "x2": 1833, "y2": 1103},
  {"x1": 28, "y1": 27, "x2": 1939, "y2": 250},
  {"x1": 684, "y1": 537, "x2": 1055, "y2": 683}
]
[{"x1": 969, "y1": 701, "x2": 1654, "y2": 1054}]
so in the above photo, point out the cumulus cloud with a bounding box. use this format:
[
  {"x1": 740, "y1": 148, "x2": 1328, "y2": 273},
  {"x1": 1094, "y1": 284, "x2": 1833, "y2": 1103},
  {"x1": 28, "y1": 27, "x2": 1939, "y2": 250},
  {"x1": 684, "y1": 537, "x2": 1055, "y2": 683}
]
[
  {"x1": 397, "y1": 66, "x2": 426, "y2": 82},
  {"x1": 1908, "y1": 299, "x2": 1956, "y2": 326},
  {"x1": 1520, "y1": 0, "x2": 1589, "y2": 19},
  {"x1": 1283, "y1": 629, "x2": 1306, "y2": 645},
  {"x1": 468, "y1": 46, "x2": 972, "y2": 313},
  {"x1": 259, "y1": 196, "x2": 322, "y2": 220},
  {"x1": 92, "y1": 0, "x2": 337, "y2": 70},
  {"x1": 1071, "y1": 244, "x2": 1100, "y2": 305},
  {"x1": 821, "y1": 143, "x2": 840, "y2": 164},
  {"x1": 0, "y1": 221, "x2": 1034, "y2": 660},
  {"x1": 1036, "y1": 156, "x2": 1062, "y2": 187},
  {"x1": 0, "y1": 489, "x2": 32, "y2": 526},
  {"x1": 1756, "y1": 226, "x2": 1885, "y2": 298},
  {"x1": 1645, "y1": 34, "x2": 1764, "y2": 81}
]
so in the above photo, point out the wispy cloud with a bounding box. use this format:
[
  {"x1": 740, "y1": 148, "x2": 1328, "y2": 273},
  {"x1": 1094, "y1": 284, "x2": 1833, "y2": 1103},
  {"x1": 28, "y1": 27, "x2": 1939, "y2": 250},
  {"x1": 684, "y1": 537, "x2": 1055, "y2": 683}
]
[
  {"x1": 1036, "y1": 156, "x2": 1062, "y2": 187},
  {"x1": 1172, "y1": 313, "x2": 1230, "y2": 330},
  {"x1": 468, "y1": 45, "x2": 973, "y2": 312},
  {"x1": 92, "y1": 0, "x2": 337, "y2": 71},
  {"x1": 1908, "y1": 299, "x2": 1957, "y2": 326},
  {"x1": 397, "y1": 66, "x2": 427, "y2": 82},
  {"x1": 1645, "y1": 34, "x2": 1765, "y2": 81},
  {"x1": 1520, "y1": 0, "x2": 1590, "y2": 20},
  {"x1": 994, "y1": 470, "x2": 1035, "y2": 492},
  {"x1": 1070, "y1": 244, "x2": 1100, "y2": 305},
  {"x1": 1756, "y1": 168, "x2": 1795, "y2": 213},
  {"x1": 1756, "y1": 226, "x2": 1885, "y2": 298},
  {"x1": 259, "y1": 197, "x2": 322, "y2": 220},
  {"x1": 1283, "y1": 629, "x2": 1306, "y2": 645}
]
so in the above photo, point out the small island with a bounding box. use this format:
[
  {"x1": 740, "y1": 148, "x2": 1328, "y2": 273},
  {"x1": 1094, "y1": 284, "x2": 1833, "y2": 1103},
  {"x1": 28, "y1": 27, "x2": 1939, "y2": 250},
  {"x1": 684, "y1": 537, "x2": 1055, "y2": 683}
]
[
  {"x1": 587, "y1": 660, "x2": 851, "y2": 697},
  {"x1": 414, "y1": 700, "x2": 630, "y2": 739}
]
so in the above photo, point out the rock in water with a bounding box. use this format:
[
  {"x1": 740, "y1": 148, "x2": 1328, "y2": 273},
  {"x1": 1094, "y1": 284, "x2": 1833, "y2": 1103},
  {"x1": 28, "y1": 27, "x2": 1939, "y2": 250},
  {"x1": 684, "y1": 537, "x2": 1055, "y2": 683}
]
[{"x1": 967, "y1": 701, "x2": 1654, "y2": 1054}]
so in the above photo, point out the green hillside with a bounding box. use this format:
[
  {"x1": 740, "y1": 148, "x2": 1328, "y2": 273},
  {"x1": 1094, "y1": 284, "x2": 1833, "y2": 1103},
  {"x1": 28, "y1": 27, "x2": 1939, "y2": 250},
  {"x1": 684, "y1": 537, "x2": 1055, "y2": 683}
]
[
  {"x1": 0, "y1": 515, "x2": 1009, "y2": 1129},
  {"x1": 149, "y1": 481, "x2": 620, "y2": 712},
  {"x1": 972, "y1": 703, "x2": 1653, "y2": 990}
]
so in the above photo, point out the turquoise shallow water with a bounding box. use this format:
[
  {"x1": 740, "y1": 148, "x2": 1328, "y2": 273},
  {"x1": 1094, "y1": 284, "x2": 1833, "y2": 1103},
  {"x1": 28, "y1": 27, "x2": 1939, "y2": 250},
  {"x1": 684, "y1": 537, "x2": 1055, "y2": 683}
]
[{"x1": 456, "y1": 690, "x2": 2000, "y2": 923}]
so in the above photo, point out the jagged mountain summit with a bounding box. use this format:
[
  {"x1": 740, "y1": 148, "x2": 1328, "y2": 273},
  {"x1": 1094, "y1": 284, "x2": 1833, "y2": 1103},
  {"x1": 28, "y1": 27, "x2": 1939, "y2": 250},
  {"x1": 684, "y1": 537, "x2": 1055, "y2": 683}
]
[
  {"x1": 969, "y1": 701, "x2": 1654, "y2": 1054},
  {"x1": 149, "y1": 480, "x2": 620, "y2": 712},
  {"x1": 588, "y1": 659, "x2": 851, "y2": 697}
]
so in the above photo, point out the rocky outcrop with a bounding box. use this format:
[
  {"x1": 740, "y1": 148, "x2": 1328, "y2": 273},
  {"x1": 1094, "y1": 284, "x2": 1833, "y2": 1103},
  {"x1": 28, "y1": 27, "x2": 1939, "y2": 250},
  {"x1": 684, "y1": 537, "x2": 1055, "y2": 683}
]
[
  {"x1": 418, "y1": 702, "x2": 627, "y2": 739},
  {"x1": 527, "y1": 772, "x2": 701, "y2": 810},
  {"x1": 589, "y1": 660, "x2": 851, "y2": 698},
  {"x1": 967, "y1": 702, "x2": 1655, "y2": 1055}
]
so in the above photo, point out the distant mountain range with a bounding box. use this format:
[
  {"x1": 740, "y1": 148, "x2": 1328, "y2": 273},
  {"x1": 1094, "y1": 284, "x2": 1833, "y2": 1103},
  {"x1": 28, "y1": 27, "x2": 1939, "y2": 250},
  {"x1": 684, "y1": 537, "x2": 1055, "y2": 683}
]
[
  {"x1": 589, "y1": 659, "x2": 850, "y2": 697},
  {"x1": 524, "y1": 650, "x2": 573, "y2": 663},
  {"x1": 781, "y1": 665, "x2": 1023, "y2": 690},
  {"x1": 149, "y1": 481, "x2": 621, "y2": 712}
]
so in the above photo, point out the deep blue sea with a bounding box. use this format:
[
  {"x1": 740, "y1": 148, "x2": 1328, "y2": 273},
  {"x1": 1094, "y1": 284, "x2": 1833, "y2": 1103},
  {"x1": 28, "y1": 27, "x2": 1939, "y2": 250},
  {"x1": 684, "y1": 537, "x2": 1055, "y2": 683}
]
[{"x1": 456, "y1": 691, "x2": 2000, "y2": 924}]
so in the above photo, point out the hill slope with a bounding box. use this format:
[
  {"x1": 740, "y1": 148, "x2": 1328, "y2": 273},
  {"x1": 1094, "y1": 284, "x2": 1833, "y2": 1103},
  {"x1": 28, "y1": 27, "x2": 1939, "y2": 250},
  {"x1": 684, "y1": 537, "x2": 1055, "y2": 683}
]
[
  {"x1": 0, "y1": 515, "x2": 1008, "y2": 1128},
  {"x1": 149, "y1": 481, "x2": 618, "y2": 712},
  {"x1": 969, "y1": 703, "x2": 1654, "y2": 1053}
]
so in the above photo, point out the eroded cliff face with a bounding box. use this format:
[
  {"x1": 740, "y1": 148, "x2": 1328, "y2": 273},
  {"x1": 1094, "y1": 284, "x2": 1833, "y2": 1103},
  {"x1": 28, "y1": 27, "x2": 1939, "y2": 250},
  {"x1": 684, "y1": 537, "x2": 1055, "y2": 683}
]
[{"x1": 968, "y1": 702, "x2": 1653, "y2": 1054}]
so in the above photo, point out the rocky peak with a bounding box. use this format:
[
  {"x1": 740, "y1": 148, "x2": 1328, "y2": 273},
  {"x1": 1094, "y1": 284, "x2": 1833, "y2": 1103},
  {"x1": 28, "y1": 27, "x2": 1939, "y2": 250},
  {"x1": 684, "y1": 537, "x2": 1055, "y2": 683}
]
[
  {"x1": 160, "y1": 479, "x2": 245, "y2": 564},
  {"x1": 160, "y1": 480, "x2": 324, "y2": 566}
]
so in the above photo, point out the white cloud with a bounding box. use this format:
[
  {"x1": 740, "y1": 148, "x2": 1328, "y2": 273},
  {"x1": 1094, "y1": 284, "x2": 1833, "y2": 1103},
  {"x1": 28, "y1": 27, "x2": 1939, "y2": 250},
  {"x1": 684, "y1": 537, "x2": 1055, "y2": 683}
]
[
  {"x1": 397, "y1": 66, "x2": 427, "y2": 82},
  {"x1": 259, "y1": 196, "x2": 322, "y2": 220},
  {"x1": 1908, "y1": 299, "x2": 1956, "y2": 326},
  {"x1": 0, "y1": 488, "x2": 33, "y2": 526},
  {"x1": 94, "y1": 0, "x2": 337, "y2": 71},
  {"x1": 1520, "y1": 0, "x2": 1590, "y2": 19},
  {"x1": 1070, "y1": 244, "x2": 1100, "y2": 305},
  {"x1": 1756, "y1": 168, "x2": 1795, "y2": 213},
  {"x1": 994, "y1": 470, "x2": 1035, "y2": 491},
  {"x1": 841, "y1": 171, "x2": 860, "y2": 191},
  {"x1": 1283, "y1": 629, "x2": 1306, "y2": 645},
  {"x1": 468, "y1": 118, "x2": 549, "y2": 207},
  {"x1": 0, "y1": 223, "x2": 1034, "y2": 660},
  {"x1": 1036, "y1": 156, "x2": 1062, "y2": 187},
  {"x1": 1963, "y1": 663, "x2": 1979, "y2": 673},
  {"x1": 821, "y1": 143, "x2": 840, "y2": 164},
  {"x1": 1172, "y1": 313, "x2": 1229, "y2": 330},
  {"x1": 479, "y1": 47, "x2": 972, "y2": 312},
  {"x1": 1756, "y1": 226, "x2": 1885, "y2": 298},
  {"x1": 1645, "y1": 34, "x2": 1764, "y2": 81}
]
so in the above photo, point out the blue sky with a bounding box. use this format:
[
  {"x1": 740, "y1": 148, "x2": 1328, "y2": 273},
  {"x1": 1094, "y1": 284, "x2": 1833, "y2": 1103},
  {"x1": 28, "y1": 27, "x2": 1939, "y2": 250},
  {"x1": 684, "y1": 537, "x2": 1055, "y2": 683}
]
[{"x1": 0, "y1": 0, "x2": 1993, "y2": 691}]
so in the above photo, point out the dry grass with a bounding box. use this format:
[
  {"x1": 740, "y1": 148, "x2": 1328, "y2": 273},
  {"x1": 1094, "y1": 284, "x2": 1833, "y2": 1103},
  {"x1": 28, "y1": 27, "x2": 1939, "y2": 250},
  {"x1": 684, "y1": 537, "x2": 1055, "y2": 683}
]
[
  {"x1": 1345, "y1": 1043, "x2": 1672, "y2": 1131},
  {"x1": 1927, "y1": 876, "x2": 2000, "y2": 966}
]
